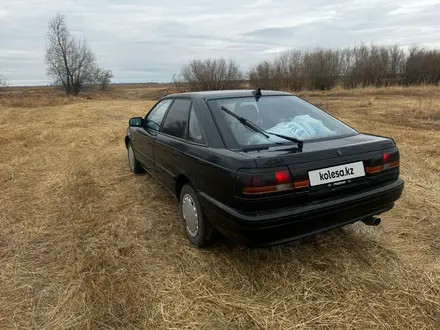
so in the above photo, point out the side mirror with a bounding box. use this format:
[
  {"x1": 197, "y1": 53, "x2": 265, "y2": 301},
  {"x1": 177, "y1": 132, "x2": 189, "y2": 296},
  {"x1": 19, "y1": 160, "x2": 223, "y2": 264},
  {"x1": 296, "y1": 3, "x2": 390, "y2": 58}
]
[{"x1": 129, "y1": 117, "x2": 143, "y2": 127}]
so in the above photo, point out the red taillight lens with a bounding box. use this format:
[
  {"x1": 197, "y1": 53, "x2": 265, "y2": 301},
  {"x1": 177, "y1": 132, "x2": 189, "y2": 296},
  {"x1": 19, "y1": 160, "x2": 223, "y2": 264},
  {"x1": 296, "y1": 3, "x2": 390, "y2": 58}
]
[
  {"x1": 383, "y1": 151, "x2": 400, "y2": 169},
  {"x1": 239, "y1": 169, "x2": 294, "y2": 195},
  {"x1": 275, "y1": 170, "x2": 290, "y2": 184},
  {"x1": 366, "y1": 150, "x2": 400, "y2": 174}
]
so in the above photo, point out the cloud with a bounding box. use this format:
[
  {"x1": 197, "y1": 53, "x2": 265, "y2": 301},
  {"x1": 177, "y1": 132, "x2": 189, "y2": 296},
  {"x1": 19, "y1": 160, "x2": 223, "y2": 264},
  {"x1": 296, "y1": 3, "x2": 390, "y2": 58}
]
[
  {"x1": 387, "y1": 0, "x2": 440, "y2": 15},
  {"x1": 0, "y1": 0, "x2": 440, "y2": 85}
]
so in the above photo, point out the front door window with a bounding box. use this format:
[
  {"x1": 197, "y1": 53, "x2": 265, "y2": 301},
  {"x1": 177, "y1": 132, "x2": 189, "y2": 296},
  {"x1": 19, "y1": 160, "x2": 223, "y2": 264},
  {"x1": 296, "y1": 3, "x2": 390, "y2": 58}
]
[{"x1": 145, "y1": 99, "x2": 173, "y2": 135}]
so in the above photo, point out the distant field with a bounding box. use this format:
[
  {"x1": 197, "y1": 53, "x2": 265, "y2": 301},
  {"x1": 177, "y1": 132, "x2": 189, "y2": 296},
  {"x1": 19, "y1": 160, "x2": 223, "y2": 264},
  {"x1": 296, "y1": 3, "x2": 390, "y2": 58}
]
[
  {"x1": 0, "y1": 83, "x2": 174, "y2": 107},
  {"x1": 1, "y1": 86, "x2": 439, "y2": 329}
]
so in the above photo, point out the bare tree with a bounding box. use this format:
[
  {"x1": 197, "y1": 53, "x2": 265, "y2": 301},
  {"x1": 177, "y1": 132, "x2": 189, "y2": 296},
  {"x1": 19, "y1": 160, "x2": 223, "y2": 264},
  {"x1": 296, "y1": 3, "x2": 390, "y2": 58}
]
[
  {"x1": 181, "y1": 58, "x2": 243, "y2": 91},
  {"x1": 45, "y1": 14, "x2": 112, "y2": 95},
  {"x1": 302, "y1": 49, "x2": 342, "y2": 90},
  {"x1": 404, "y1": 46, "x2": 440, "y2": 85},
  {"x1": 93, "y1": 68, "x2": 113, "y2": 91},
  {"x1": 0, "y1": 74, "x2": 7, "y2": 90},
  {"x1": 248, "y1": 49, "x2": 342, "y2": 91},
  {"x1": 248, "y1": 60, "x2": 278, "y2": 90}
]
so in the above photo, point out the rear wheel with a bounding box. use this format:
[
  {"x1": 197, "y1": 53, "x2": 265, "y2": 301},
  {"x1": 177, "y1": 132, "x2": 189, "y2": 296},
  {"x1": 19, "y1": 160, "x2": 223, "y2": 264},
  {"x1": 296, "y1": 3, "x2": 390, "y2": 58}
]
[
  {"x1": 179, "y1": 184, "x2": 211, "y2": 248},
  {"x1": 127, "y1": 142, "x2": 144, "y2": 174}
]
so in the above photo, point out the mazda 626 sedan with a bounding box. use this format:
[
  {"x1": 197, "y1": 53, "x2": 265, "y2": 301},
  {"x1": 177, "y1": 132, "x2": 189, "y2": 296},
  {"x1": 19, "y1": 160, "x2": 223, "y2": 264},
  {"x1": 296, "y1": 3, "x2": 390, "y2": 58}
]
[{"x1": 125, "y1": 89, "x2": 404, "y2": 248}]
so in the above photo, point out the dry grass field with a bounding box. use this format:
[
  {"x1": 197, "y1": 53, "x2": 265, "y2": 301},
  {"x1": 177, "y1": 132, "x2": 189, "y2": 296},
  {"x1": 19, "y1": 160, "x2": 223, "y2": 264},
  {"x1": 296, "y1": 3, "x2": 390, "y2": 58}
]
[{"x1": 1, "y1": 86, "x2": 440, "y2": 329}]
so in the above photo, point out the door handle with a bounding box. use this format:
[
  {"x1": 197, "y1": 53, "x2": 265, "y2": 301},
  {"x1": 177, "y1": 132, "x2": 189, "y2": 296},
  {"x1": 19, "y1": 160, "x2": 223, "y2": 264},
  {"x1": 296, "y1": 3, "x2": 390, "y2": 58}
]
[
  {"x1": 173, "y1": 152, "x2": 180, "y2": 159},
  {"x1": 147, "y1": 142, "x2": 153, "y2": 146}
]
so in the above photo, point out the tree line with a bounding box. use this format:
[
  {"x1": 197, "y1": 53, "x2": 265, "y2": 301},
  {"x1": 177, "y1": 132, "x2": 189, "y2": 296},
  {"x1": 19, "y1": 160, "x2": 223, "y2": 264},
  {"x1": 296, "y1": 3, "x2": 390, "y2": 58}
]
[
  {"x1": 2, "y1": 14, "x2": 440, "y2": 94},
  {"x1": 179, "y1": 45, "x2": 440, "y2": 91}
]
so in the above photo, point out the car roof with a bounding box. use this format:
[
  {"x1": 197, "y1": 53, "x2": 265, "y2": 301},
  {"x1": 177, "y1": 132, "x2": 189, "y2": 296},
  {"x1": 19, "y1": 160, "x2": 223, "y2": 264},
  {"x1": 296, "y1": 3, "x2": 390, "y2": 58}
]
[{"x1": 163, "y1": 89, "x2": 293, "y2": 100}]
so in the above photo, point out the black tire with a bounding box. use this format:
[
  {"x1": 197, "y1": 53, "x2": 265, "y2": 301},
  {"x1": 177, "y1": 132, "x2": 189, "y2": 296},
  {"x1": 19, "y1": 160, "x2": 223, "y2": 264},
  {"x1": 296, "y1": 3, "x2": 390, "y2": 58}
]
[
  {"x1": 179, "y1": 184, "x2": 212, "y2": 248},
  {"x1": 127, "y1": 141, "x2": 144, "y2": 174}
]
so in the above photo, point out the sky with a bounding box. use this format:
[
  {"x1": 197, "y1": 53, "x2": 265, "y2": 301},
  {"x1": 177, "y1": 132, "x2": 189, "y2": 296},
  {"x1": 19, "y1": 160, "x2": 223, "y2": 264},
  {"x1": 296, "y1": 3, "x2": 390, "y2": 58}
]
[{"x1": 1, "y1": 0, "x2": 440, "y2": 86}]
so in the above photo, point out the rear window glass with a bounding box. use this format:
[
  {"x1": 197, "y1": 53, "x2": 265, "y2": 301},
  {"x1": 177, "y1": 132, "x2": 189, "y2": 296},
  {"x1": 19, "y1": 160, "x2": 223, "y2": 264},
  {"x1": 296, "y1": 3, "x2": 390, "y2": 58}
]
[
  {"x1": 188, "y1": 105, "x2": 205, "y2": 144},
  {"x1": 208, "y1": 95, "x2": 357, "y2": 148}
]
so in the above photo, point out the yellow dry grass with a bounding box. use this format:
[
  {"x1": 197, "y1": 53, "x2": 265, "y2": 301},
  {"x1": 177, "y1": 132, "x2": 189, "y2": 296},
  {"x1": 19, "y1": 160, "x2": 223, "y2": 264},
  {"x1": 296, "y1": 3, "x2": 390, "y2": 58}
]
[{"x1": 1, "y1": 87, "x2": 440, "y2": 329}]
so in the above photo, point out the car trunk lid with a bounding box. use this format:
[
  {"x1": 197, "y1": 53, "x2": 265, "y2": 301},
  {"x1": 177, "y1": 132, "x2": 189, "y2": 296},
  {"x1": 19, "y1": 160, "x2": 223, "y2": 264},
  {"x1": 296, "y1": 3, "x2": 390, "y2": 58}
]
[
  {"x1": 233, "y1": 134, "x2": 400, "y2": 212},
  {"x1": 248, "y1": 134, "x2": 394, "y2": 168}
]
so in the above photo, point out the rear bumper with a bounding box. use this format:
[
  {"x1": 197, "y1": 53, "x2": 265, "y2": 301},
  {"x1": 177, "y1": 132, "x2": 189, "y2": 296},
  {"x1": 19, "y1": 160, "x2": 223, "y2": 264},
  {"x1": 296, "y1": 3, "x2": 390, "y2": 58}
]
[{"x1": 199, "y1": 178, "x2": 404, "y2": 248}]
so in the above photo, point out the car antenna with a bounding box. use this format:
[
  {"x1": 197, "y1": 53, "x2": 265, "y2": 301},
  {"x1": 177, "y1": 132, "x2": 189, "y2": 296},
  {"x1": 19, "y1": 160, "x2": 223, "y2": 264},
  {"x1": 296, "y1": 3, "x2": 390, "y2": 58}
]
[{"x1": 252, "y1": 88, "x2": 262, "y2": 101}]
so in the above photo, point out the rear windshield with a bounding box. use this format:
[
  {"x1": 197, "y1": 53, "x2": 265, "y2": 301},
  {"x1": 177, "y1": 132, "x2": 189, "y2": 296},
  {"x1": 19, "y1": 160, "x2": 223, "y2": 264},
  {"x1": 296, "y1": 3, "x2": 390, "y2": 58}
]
[{"x1": 208, "y1": 95, "x2": 357, "y2": 148}]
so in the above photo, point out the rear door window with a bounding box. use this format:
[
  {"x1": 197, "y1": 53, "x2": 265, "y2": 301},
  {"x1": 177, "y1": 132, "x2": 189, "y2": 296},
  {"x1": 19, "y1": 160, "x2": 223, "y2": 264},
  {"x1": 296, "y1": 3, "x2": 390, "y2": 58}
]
[{"x1": 161, "y1": 99, "x2": 192, "y2": 139}]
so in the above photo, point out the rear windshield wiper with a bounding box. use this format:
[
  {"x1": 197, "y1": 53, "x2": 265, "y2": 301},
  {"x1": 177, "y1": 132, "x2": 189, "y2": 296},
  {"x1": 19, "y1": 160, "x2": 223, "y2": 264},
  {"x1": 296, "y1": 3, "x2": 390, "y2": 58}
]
[
  {"x1": 220, "y1": 106, "x2": 303, "y2": 151},
  {"x1": 220, "y1": 106, "x2": 269, "y2": 138},
  {"x1": 265, "y1": 132, "x2": 304, "y2": 150}
]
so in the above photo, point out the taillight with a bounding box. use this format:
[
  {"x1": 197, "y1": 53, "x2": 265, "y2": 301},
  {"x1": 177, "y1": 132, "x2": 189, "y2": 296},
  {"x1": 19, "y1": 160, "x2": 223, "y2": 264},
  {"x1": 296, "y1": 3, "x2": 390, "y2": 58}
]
[
  {"x1": 383, "y1": 152, "x2": 400, "y2": 170},
  {"x1": 294, "y1": 180, "x2": 310, "y2": 189},
  {"x1": 238, "y1": 169, "x2": 294, "y2": 195},
  {"x1": 366, "y1": 150, "x2": 400, "y2": 174},
  {"x1": 275, "y1": 171, "x2": 290, "y2": 183}
]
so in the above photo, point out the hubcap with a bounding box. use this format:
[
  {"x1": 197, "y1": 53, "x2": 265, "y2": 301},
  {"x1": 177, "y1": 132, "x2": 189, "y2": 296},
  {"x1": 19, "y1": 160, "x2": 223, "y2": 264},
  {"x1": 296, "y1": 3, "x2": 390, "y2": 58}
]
[
  {"x1": 182, "y1": 193, "x2": 199, "y2": 237},
  {"x1": 128, "y1": 146, "x2": 135, "y2": 170}
]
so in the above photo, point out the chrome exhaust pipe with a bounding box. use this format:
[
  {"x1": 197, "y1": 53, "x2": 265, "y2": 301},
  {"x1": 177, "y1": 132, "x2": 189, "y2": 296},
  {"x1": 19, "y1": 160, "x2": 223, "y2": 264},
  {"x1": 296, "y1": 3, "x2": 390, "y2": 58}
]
[{"x1": 362, "y1": 217, "x2": 381, "y2": 226}]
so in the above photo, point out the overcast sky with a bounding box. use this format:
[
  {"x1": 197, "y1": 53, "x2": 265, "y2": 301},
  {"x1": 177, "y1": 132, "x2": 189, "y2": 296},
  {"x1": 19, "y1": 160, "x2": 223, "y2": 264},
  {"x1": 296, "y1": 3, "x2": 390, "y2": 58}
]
[{"x1": 1, "y1": 0, "x2": 440, "y2": 86}]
